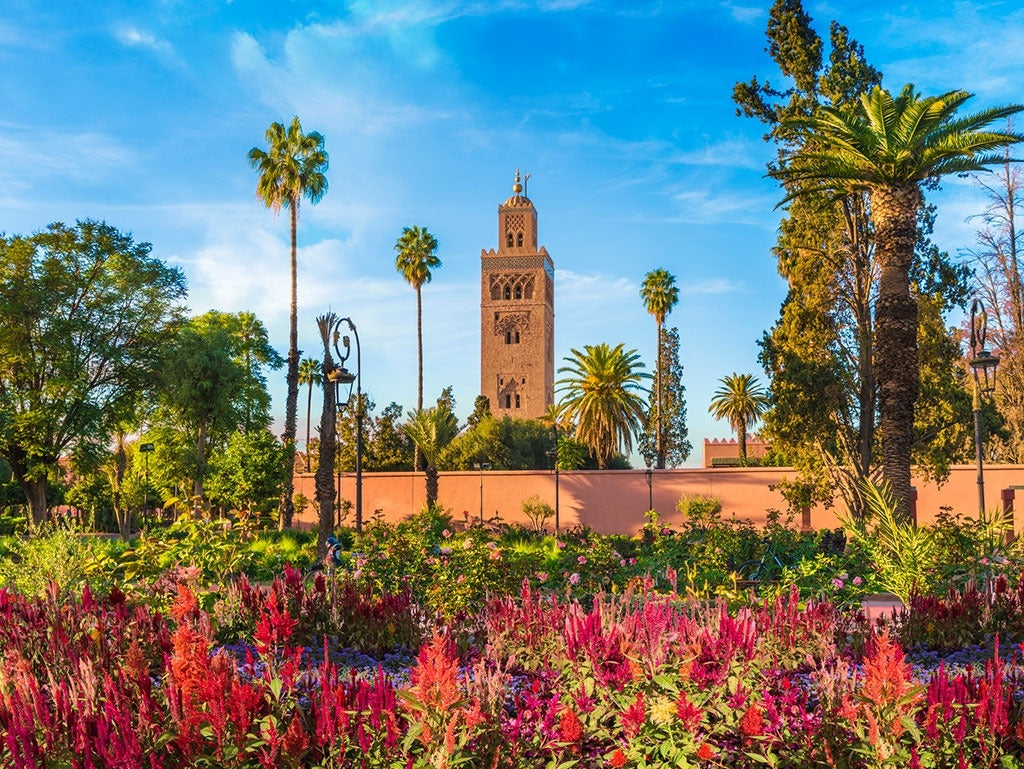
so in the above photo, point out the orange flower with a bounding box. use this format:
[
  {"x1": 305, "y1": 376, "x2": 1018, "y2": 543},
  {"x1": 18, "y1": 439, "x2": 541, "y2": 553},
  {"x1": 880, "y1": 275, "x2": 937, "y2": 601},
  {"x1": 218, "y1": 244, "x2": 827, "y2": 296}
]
[
  {"x1": 609, "y1": 748, "x2": 628, "y2": 767},
  {"x1": 560, "y1": 707, "x2": 583, "y2": 743},
  {"x1": 739, "y1": 703, "x2": 764, "y2": 738},
  {"x1": 696, "y1": 742, "x2": 715, "y2": 761}
]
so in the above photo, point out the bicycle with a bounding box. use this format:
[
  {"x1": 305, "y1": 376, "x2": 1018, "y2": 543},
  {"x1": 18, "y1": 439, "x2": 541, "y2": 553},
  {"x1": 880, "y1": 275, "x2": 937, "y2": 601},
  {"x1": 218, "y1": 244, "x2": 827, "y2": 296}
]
[{"x1": 738, "y1": 537, "x2": 789, "y2": 583}]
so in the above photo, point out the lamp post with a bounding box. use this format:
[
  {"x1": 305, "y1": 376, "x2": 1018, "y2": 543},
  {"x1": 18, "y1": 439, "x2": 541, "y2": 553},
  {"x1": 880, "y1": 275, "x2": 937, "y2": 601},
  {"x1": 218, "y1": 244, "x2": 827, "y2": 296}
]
[
  {"x1": 473, "y1": 461, "x2": 490, "y2": 525},
  {"x1": 968, "y1": 299, "x2": 1000, "y2": 516},
  {"x1": 139, "y1": 442, "x2": 154, "y2": 525},
  {"x1": 326, "y1": 321, "x2": 356, "y2": 530},
  {"x1": 546, "y1": 423, "x2": 560, "y2": 532},
  {"x1": 333, "y1": 317, "x2": 363, "y2": 532},
  {"x1": 644, "y1": 466, "x2": 653, "y2": 511}
]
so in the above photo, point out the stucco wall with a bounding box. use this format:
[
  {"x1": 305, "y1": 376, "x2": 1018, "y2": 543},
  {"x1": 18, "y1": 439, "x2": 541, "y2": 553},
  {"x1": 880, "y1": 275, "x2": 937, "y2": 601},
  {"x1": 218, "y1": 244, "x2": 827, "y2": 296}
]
[{"x1": 292, "y1": 465, "x2": 1024, "y2": 535}]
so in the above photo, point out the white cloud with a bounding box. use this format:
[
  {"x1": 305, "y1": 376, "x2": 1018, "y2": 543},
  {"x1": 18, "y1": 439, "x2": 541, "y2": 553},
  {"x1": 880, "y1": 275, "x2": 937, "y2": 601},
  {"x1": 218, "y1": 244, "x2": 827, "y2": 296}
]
[
  {"x1": 0, "y1": 126, "x2": 133, "y2": 189},
  {"x1": 113, "y1": 26, "x2": 185, "y2": 69},
  {"x1": 724, "y1": 2, "x2": 763, "y2": 25},
  {"x1": 681, "y1": 277, "x2": 746, "y2": 295},
  {"x1": 670, "y1": 137, "x2": 768, "y2": 170}
]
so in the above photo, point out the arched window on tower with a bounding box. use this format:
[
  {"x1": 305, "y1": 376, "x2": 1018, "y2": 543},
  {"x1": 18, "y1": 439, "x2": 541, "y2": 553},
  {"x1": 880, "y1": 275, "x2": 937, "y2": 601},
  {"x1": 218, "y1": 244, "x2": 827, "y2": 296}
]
[
  {"x1": 505, "y1": 331, "x2": 512, "y2": 344},
  {"x1": 505, "y1": 394, "x2": 512, "y2": 409},
  {"x1": 506, "y1": 232, "x2": 513, "y2": 247},
  {"x1": 515, "y1": 394, "x2": 521, "y2": 408},
  {"x1": 516, "y1": 232, "x2": 523, "y2": 247},
  {"x1": 514, "y1": 285, "x2": 522, "y2": 300},
  {"x1": 514, "y1": 330, "x2": 520, "y2": 344},
  {"x1": 503, "y1": 285, "x2": 511, "y2": 300}
]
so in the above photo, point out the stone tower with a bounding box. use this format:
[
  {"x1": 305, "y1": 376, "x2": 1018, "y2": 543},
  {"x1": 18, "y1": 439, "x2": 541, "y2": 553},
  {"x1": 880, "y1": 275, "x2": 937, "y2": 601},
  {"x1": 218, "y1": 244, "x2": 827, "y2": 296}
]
[{"x1": 480, "y1": 170, "x2": 555, "y2": 420}]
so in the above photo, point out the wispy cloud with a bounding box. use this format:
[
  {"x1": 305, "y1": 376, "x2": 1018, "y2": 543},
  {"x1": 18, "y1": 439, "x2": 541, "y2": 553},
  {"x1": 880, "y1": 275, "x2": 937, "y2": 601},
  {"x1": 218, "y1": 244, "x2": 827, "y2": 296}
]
[
  {"x1": 0, "y1": 126, "x2": 133, "y2": 190},
  {"x1": 681, "y1": 278, "x2": 746, "y2": 295},
  {"x1": 113, "y1": 26, "x2": 185, "y2": 69},
  {"x1": 670, "y1": 137, "x2": 768, "y2": 170},
  {"x1": 723, "y1": 2, "x2": 763, "y2": 25}
]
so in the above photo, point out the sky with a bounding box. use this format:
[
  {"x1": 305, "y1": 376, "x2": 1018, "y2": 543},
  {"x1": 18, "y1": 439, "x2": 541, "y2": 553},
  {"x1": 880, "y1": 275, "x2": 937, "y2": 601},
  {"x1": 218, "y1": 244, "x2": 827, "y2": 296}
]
[{"x1": 3, "y1": 0, "x2": 1024, "y2": 466}]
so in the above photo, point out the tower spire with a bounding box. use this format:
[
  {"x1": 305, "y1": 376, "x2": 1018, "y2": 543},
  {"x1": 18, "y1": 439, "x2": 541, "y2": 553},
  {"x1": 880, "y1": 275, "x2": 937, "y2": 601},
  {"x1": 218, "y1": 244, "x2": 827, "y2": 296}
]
[{"x1": 512, "y1": 168, "x2": 522, "y2": 196}]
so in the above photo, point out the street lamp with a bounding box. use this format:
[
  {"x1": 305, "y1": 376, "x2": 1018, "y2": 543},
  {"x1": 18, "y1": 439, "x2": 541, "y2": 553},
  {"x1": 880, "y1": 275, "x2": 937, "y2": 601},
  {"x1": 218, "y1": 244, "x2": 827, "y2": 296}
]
[
  {"x1": 473, "y1": 461, "x2": 491, "y2": 525},
  {"x1": 968, "y1": 299, "x2": 1000, "y2": 515},
  {"x1": 644, "y1": 466, "x2": 653, "y2": 511},
  {"x1": 546, "y1": 423, "x2": 560, "y2": 532},
  {"x1": 326, "y1": 330, "x2": 356, "y2": 530},
  {"x1": 332, "y1": 317, "x2": 364, "y2": 532}
]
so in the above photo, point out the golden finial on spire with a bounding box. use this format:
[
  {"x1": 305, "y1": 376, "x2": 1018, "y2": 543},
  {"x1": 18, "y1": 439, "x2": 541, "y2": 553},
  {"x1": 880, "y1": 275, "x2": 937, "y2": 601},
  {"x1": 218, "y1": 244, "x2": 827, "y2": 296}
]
[{"x1": 512, "y1": 168, "x2": 523, "y2": 195}]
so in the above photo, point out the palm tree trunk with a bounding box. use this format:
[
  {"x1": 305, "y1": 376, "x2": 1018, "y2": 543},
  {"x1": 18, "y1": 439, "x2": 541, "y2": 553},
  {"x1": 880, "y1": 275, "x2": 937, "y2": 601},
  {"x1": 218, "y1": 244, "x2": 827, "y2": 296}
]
[
  {"x1": 737, "y1": 418, "x2": 747, "y2": 464},
  {"x1": 415, "y1": 285, "x2": 424, "y2": 471},
  {"x1": 872, "y1": 184, "x2": 920, "y2": 517},
  {"x1": 280, "y1": 201, "x2": 300, "y2": 529},
  {"x1": 194, "y1": 414, "x2": 208, "y2": 511},
  {"x1": 305, "y1": 381, "x2": 313, "y2": 473},
  {"x1": 315, "y1": 366, "x2": 337, "y2": 557},
  {"x1": 655, "y1": 319, "x2": 664, "y2": 469},
  {"x1": 425, "y1": 464, "x2": 438, "y2": 509}
]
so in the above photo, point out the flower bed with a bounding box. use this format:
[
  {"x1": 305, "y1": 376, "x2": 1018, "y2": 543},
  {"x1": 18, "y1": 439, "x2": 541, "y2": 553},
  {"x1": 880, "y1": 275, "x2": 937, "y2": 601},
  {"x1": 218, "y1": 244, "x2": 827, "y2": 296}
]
[{"x1": 4, "y1": 566, "x2": 1024, "y2": 768}]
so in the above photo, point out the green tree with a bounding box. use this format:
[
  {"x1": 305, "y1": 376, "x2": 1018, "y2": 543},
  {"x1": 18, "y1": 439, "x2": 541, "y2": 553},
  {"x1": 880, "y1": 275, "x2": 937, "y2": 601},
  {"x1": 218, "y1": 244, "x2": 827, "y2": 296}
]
[
  {"x1": 442, "y1": 415, "x2": 553, "y2": 470},
  {"x1": 708, "y1": 373, "x2": 769, "y2": 464},
  {"x1": 403, "y1": 403, "x2": 460, "y2": 509},
  {"x1": 639, "y1": 268, "x2": 679, "y2": 469},
  {"x1": 775, "y1": 84, "x2": 1022, "y2": 511},
  {"x1": 206, "y1": 428, "x2": 288, "y2": 515},
  {"x1": 556, "y1": 343, "x2": 649, "y2": 469},
  {"x1": 0, "y1": 221, "x2": 186, "y2": 525},
  {"x1": 298, "y1": 356, "x2": 322, "y2": 471},
  {"x1": 638, "y1": 327, "x2": 692, "y2": 468},
  {"x1": 248, "y1": 116, "x2": 329, "y2": 528},
  {"x1": 394, "y1": 225, "x2": 441, "y2": 416},
  {"x1": 156, "y1": 317, "x2": 246, "y2": 505}
]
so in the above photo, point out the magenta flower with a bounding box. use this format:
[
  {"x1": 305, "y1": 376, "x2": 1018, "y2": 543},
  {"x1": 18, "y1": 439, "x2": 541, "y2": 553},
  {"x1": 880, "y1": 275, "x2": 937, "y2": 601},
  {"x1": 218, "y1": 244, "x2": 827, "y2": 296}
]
[{"x1": 569, "y1": 573, "x2": 580, "y2": 585}]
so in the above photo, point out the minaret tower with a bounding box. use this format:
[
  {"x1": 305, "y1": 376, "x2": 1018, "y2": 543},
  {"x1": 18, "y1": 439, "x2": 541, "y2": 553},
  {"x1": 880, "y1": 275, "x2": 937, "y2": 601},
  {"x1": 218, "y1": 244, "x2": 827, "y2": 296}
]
[{"x1": 480, "y1": 170, "x2": 555, "y2": 419}]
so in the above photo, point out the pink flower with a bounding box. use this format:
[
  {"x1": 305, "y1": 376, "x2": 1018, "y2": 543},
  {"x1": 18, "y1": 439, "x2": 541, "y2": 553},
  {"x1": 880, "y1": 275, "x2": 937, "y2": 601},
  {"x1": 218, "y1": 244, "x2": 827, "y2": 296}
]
[
  {"x1": 443, "y1": 529, "x2": 452, "y2": 539},
  {"x1": 853, "y1": 576, "x2": 863, "y2": 586},
  {"x1": 536, "y1": 572, "x2": 548, "y2": 582},
  {"x1": 569, "y1": 573, "x2": 580, "y2": 585},
  {"x1": 832, "y1": 578, "x2": 844, "y2": 590},
  {"x1": 620, "y1": 559, "x2": 627, "y2": 567},
  {"x1": 577, "y1": 555, "x2": 587, "y2": 564}
]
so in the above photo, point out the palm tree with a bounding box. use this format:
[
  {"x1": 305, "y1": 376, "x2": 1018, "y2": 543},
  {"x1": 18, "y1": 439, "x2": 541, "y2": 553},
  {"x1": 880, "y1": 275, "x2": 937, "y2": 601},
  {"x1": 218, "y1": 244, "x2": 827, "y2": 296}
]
[
  {"x1": 640, "y1": 268, "x2": 679, "y2": 470},
  {"x1": 403, "y1": 406, "x2": 459, "y2": 509},
  {"x1": 394, "y1": 226, "x2": 441, "y2": 415},
  {"x1": 248, "y1": 116, "x2": 329, "y2": 527},
  {"x1": 708, "y1": 373, "x2": 769, "y2": 464},
  {"x1": 775, "y1": 85, "x2": 1022, "y2": 512},
  {"x1": 556, "y1": 343, "x2": 649, "y2": 469},
  {"x1": 298, "y1": 356, "x2": 322, "y2": 472}
]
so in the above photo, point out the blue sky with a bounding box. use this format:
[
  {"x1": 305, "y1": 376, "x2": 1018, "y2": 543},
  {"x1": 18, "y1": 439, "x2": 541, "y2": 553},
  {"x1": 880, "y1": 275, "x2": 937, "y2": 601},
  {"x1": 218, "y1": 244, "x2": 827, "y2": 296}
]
[{"x1": 4, "y1": 1, "x2": 1024, "y2": 465}]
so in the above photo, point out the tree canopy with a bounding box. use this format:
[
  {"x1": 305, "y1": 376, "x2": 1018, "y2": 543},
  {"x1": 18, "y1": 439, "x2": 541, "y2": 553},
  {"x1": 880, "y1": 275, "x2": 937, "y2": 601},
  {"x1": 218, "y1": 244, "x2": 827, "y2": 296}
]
[{"x1": 0, "y1": 220, "x2": 186, "y2": 523}]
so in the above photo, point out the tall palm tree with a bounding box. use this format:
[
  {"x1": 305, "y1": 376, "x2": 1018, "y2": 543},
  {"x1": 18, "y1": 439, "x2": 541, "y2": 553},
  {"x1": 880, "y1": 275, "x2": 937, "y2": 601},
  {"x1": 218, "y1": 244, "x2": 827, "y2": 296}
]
[
  {"x1": 298, "y1": 356, "x2": 322, "y2": 472},
  {"x1": 708, "y1": 373, "x2": 769, "y2": 464},
  {"x1": 248, "y1": 116, "x2": 329, "y2": 528},
  {"x1": 775, "y1": 84, "x2": 1022, "y2": 512},
  {"x1": 640, "y1": 268, "x2": 679, "y2": 470},
  {"x1": 556, "y1": 343, "x2": 649, "y2": 469},
  {"x1": 403, "y1": 406, "x2": 459, "y2": 509},
  {"x1": 394, "y1": 226, "x2": 441, "y2": 415}
]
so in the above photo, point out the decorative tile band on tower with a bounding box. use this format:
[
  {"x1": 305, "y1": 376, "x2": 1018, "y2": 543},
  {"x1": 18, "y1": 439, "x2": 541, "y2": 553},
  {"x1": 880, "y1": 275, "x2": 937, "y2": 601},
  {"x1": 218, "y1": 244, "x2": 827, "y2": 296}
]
[{"x1": 480, "y1": 170, "x2": 555, "y2": 420}]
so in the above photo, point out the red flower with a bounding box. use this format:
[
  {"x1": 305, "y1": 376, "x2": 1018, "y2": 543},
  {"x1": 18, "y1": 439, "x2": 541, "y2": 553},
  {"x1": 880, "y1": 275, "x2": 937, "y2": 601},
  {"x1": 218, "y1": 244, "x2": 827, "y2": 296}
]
[
  {"x1": 739, "y1": 703, "x2": 764, "y2": 738},
  {"x1": 620, "y1": 692, "x2": 646, "y2": 738},
  {"x1": 696, "y1": 742, "x2": 715, "y2": 761},
  {"x1": 609, "y1": 748, "x2": 628, "y2": 767},
  {"x1": 560, "y1": 707, "x2": 583, "y2": 743},
  {"x1": 676, "y1": 692, "x2": 703, "y2": 731}
]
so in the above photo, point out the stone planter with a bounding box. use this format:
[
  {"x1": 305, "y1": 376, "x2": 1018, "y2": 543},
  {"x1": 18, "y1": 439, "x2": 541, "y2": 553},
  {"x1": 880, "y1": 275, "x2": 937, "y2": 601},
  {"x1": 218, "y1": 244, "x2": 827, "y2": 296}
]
[{"x1": 860, "y1": 592, "x2": 904, "y2": 624}]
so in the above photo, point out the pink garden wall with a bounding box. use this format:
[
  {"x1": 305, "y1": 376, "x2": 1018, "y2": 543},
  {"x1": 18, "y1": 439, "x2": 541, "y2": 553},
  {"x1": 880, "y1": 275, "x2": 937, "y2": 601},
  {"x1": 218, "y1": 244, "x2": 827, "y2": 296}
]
[{"x1": 292, "y1": 464, "x2": 1024, "y2": 536}]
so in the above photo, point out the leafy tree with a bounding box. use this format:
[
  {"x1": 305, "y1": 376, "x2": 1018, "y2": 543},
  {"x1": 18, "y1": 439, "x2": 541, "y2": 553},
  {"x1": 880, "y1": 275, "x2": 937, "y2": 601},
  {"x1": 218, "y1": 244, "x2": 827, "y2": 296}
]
[
  {"x1": 248, "y1": 116, "x2": 329, "y2": 528},
  {"x1": 403, "y1": 403, "x2": 460, "y2": 509},
  {"x1": 442, "y1": 415, "x2": 553, "y2": 470},
  {"x1": 467, "y1": 395, "x2": 492, "y2": 429},
  {"x1": 156, "y1": 317, "x2": 246, "y2": 505},
  {"x1": 298, "y1": 356, "x2": 322, "y2": 471},
  {"x1": 708, "y1": 373, "x2": 769, "y2": 464},
  {"x1": 206, "y1": 428, "x2": 288, "y2": 516},
  {"x1": 394, "y1": 226, "x2": 441, "y2": 417},
  {"x1": 556, "y1": 343, "x2": 649, "y2": 469},
  {"x1": 775, "y1": 83, "x2": 1022, "y2": 512},
  {"x1": 0, "y1": 220, "x2": 186, "y2": 524},
  {"x1": 638, "y1": 327, "x2": 692, "y2": 468},
  {"x1": 966, "y1": 156, "x2": 1024, "y2": 461},
  {"x1": 639, "y1": 268, "x2": 679, "y2": 468}
]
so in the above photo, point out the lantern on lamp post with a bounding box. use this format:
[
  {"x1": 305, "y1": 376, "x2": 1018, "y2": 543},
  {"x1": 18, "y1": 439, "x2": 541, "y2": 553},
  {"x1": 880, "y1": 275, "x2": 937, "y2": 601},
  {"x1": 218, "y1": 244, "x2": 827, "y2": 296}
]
[{"x1": 968, "y1": 299, "x2": 1000, "y2": 516}]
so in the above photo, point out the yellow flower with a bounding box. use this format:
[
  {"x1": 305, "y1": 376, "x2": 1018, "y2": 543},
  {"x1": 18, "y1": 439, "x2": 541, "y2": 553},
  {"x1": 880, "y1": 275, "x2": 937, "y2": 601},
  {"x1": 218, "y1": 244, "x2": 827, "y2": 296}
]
[{"x1": 650, "y1": 696, "x2": 676, "y2": 727}]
